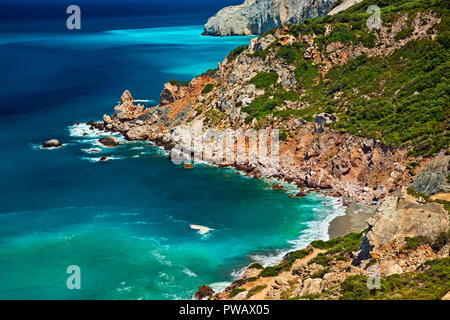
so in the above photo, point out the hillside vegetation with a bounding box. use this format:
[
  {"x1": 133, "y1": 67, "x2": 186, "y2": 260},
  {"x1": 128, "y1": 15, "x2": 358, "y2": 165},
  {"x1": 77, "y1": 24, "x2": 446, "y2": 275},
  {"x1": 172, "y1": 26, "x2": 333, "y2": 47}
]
[{"x1": 237, "y1": 0, "x2": 449, "y2": 157}]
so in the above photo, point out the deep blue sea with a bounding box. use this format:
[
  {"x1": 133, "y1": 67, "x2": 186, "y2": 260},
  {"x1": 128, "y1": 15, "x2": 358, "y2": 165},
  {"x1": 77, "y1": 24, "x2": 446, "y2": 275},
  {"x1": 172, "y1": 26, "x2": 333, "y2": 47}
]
[{"x1": 0, "y1": 10, "x2": 345, "y2": 299}]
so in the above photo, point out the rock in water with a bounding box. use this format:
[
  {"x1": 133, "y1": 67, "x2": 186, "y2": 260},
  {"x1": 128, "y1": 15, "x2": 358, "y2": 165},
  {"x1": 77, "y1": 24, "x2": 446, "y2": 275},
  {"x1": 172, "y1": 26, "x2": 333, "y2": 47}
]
[
  {"x1": 99, "y1": 136, "x2": 120, "y2": 148},
  {"x1": 194, "y1": 285, "x2": 215, "y2": 300},
  {"x1": 42, "y1": 139, "x2": 62, "y2": 149},
  {"x1": 203, "y1": 0, "x2": 341, "y2": 36}
]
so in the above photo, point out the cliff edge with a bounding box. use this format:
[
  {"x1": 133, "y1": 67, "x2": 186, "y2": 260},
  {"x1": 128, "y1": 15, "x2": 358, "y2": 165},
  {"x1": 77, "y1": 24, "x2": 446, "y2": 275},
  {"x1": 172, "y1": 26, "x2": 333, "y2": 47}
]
[{"x1": 203, "y1": 0, "x2": 342, "y2": 36}]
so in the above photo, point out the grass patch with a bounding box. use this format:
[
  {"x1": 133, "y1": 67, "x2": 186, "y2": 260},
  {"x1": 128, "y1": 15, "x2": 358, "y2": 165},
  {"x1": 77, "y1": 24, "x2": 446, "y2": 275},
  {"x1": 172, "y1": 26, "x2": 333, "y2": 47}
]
[
  {"x1": 204, "y1": 109, "x2": 227, "y2": 127},
  {"x1": 249, "y1": 72, "x2": 279, "y2": 89},
  {"x1": 403, "y1": 236, "x2": 431, "y2": 251},
  {"x1": 247, "y1": 285, "x2": 268, "y2": 298},
  {"x1": 248, "y1": 263, "x2": 264, "y2": 270},
  {"x1": 228, "y1": 288, "x2": 246, "y2": 298},
  {"x1": 311, "y1": 267, "x2": 330, "y2": 279},
  {"x1": 168, "y1": 79, "x2": 190, "y2": 87}
]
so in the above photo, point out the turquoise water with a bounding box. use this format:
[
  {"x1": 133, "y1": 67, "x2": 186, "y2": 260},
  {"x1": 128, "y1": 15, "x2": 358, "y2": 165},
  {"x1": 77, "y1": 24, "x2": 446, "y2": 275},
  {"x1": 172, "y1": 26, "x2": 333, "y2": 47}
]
[{"x1": 0, "y1": 23, "x2": 344, "y2": 300}]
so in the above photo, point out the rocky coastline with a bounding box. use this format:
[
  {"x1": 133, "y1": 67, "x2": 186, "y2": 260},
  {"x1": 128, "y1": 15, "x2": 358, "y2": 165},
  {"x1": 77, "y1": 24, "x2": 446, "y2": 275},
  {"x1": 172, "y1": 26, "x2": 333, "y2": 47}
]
[{"x1": 74, "y1": 0, "x2": 449, "y2": 300}]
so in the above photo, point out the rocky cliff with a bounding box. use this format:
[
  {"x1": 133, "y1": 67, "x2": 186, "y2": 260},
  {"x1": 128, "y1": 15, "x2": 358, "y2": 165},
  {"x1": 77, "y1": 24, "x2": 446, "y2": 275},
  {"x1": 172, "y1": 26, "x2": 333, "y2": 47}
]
[{"x1": 203, "y1": 0, "x2": 341, "y2": 36}]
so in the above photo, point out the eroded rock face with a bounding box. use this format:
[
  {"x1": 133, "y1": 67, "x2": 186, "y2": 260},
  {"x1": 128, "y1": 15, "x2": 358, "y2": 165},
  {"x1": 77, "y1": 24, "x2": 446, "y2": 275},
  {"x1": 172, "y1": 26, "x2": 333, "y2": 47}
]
[
  {"x1": 411, "y1": 155, "x2": 450, "y2": 196},
  {"x1": 203, "y1": 0, "x2": 341, "y2": 36},
  {"x1": 194, "y1": 285, "x2": 215, "y2": 300},
  {"x1": 354, "y1": 190, "x2": 449, "y2": 275}
]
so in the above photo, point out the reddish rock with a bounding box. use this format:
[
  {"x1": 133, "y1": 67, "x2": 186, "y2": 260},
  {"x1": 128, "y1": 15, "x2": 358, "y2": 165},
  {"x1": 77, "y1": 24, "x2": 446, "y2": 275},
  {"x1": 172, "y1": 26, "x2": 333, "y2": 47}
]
[{"x1": 194, "y1": 285, "x2": 215, "y2": 300}]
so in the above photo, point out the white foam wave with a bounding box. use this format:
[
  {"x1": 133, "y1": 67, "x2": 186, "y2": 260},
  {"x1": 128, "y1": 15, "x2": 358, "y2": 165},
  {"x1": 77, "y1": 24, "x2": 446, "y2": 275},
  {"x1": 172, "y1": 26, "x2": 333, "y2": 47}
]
[
  {"x1": 209, "y1": 282, "x2": 232, "y2": 294},
  {"x1": 247, "y1": 197, "x2": 346, "y2": 267},
  {"x1": 30, "y1": 143, "x2": 69, "y2": 151},
  {"x1": 183, "y1": 268, "x2": 197, "y2": 277},
  {"x1": 190, "y1": 224, "x2": 214, "y2": 235}
]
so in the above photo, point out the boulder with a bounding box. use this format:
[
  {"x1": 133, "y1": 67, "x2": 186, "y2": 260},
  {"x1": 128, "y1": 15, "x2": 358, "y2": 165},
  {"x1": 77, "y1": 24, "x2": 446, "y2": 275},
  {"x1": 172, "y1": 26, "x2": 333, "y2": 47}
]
[
  {"x1": 42, "y1": 139, "x2": 62, "y2": 149},
  {"x1": 99, "y1": 136, "x2": 120, "y2": 148},
  {"x1": 194, "y1": 285, "x2": 215, "y2": 300},
  {"x1": 299, "y1": 278, "x2": 323, "y2": 296}
]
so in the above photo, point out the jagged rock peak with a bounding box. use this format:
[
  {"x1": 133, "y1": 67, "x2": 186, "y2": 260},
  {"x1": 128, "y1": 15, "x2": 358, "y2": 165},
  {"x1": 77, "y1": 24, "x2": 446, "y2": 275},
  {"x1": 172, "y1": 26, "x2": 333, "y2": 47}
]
[
  {"x1": 121, "y1": 90, "x2": 133, "y2": 104},
  {"x1": 203, "y1": 0, "x2": 341, "y2": 36}
]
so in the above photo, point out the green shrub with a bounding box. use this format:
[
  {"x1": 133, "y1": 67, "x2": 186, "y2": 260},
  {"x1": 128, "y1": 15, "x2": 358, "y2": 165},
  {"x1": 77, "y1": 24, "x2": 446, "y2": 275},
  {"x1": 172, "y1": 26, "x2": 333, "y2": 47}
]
[
  {"x1": 340, "y1": 257, "x2": 450, "y2": 300},
  {"x1": 431, "y1": 232, "x2": 450, "y2": 252},
  {"x1": 203, "y1": 68, "x2": 217, "y2": 76},
  {"x1": 227, "y1": 45, "x2": 248, "y2": 61},
  {"x1": 202, "y1": 83, "x2": 214, "y2": 94},
  {"x1": 228, "y1": 288, "x2": 246, "y2": 298},
  {"x1": 340, "y1": 275, "x2": 372, "y2": 300},
  {"x1": 295, "y1": 59, "x2": 319, "y2": 88},
  {"x1": 311, "y1": 267, "x2": 330, "y2": 279},
  {"x1": 204, "y1": 109, "x2": 227, "y2": 127},
  {"x1": 311, "y1": 232, "x2": 364, "y2": 255},
  {"x1": 308, "y1": 253, "x2": 332, "y2": 267},
  {"x1": 249, "y1": 72, "x2": 279, "y2": 89},
  {"x1": 404, "y1": 236, "x2": 431, "y2": 251},
  {"x1": 260, "y1": 266, "x2": 282, "y2": 277},
  {"x1": 242, "y1": 90, "x2": 300, "y2": 121},
  {"x1": 395, "y1": 25, "x2": 415, "y2": 41},
  {"x1": 279, "y1": 130, "x2": 288, "y2": 141},
  {"x1": 248, "y1": 262, "x2": 264, "y2": 270},
  {"x1": 279, "y1": 249, "x2": 312, "y2": 271},
  {"x1": 168, "y1": 79, "x2": 190, "y2": 87},
  {"x1": 275, "y1": 44, "x2": 303, "y2": 64}
]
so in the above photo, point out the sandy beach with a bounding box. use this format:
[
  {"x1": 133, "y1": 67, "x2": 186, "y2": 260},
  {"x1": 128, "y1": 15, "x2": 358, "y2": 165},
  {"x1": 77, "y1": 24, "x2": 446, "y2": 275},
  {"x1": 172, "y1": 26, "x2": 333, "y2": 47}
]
[{"x1": 328, "y1": 202, "x2": 376, "y2": 239}]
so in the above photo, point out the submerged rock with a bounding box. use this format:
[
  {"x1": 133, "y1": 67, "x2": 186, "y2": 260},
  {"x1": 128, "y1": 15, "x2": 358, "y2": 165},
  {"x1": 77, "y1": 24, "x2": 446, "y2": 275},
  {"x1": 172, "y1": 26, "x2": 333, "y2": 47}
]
[{"x1": 42, "y1": 139, "x2": 62, "y2": 149}]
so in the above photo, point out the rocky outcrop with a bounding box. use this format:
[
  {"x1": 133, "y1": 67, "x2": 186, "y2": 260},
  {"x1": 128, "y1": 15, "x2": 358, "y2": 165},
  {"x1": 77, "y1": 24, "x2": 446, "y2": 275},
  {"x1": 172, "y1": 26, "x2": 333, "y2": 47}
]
[
  {"x1": 99, "y1": 136, "x2": 120, "y2": 148},
  {"x1": 42, "y1": 139, "x2": 62, "y2": 149},
  {"x1": 353, "y1": 189, "x2": 449, "y2": 275},
  {"x1": 328, "y1": 0, "x2": 364, "y2": 16},
  {"x1": 194, "y1": 285, "x2": 215, "y2": 300},
  {"x1": 203, "y1": 0, "x2": 341, "y2": 36}
]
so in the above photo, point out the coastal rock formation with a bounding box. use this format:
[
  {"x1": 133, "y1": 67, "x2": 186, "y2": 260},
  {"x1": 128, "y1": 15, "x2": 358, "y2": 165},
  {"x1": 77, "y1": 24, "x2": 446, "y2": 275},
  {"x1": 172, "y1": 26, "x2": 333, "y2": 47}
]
[
  {"x1": 42, "y1": 139, "x2": 62, "y2": 149},
  {"x1": 203, "y1": 0, "x2": 341, "y2": 36},
  {"x1": 96, "y1": 8, "x2": 444, "y2": 204},
  {"x1": 410, "y1": 155, "x2": 450, "y2": 196},
  {"x1": 353, "y1": 190, "x2": 449, "y2": 275},
  {"x1": 99, "y1": 136, "x2": 120, "y2": 148},
  {"x1": 194, "y1": 285, "x2": 215, "y2": 300}
]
